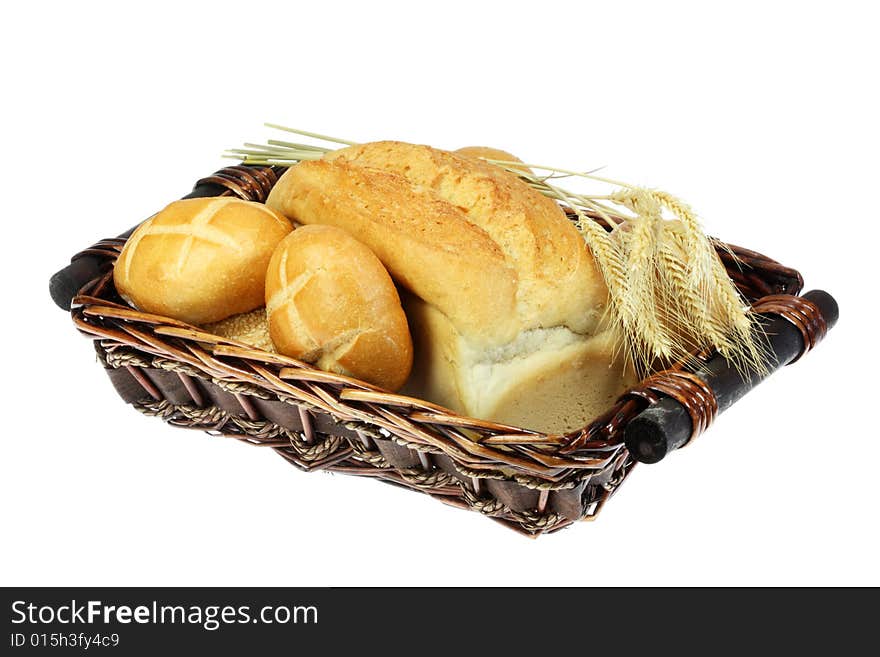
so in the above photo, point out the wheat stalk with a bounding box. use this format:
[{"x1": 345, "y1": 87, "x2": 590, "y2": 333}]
[
  {"x1": 659, "y1": 227, "x2": 726, "y2": 351},
  {"x1": 648, "y1": 188, "x2": 767, "y2": 373},
  {"x1": 225, "y1": 123, "x2": 769, "y2": 376},
  {"x1": 610, "y1": 188, "x2": 678, "y2": 365}
]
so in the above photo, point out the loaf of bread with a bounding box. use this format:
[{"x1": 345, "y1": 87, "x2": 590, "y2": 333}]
[
  {"x1": 266, "y1": 142, "x2": 634, "y2": 432},
  {"x1": 265, "y1": 225, "x2": 413, "y2": 391},
  {"x1": 114, "y1": 197, "x2": 292, "y2": 324}
]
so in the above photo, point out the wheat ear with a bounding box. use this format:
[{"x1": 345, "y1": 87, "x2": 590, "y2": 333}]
[
  {"x1": 610, "y1": 188, "x2": 678, "y2": 367},
  {"x1": 658, "y1": 227, "x2": 735, "y2": 357},
  {"x1": 650, "y1": 190, "x2": 769, "y2": 374},
  {"x1": 655, "y1": 225, "x2": 709, "y2": 345}
]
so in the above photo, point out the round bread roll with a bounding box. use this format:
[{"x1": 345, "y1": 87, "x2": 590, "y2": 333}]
[
  {"x1": 455, "y1": 146, "x2": 532, "y2": 174},
  {"x1": 265, "y1": 225, "x2": 413, "y2": 391},
  {"x1": 114, "y1": 197, "x2": 292, "y2": 324}
]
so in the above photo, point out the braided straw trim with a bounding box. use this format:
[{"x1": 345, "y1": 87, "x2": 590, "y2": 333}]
[
  {"x1": 389, "y1": 435, "x2": 446, "y2": 456},
  {"x1": 396, "y1": 468, "x2": 457, "y2": 489},
  {"x1": 458, "y1": 485, "x2": 568, "y2": 533},
  {"x1": 512, "y1": 475, "x2": 583, "y2": 491},
  {"x1": 151, "y1": 358, "x2": 202, "y2": 378},
  {"x1": 348, "y1": 439, "x2": 583, "y2": 489},
  {"x1": 453, "y1": 463, "x2": 589, "y2": 490},
  {"x1": 138, "y1": 399, "x2": 227, "y2": 425},
  {"x1": 103, "y1": 349, "x2": 153, "y2": 370},
  {"x1": 133, "y1": 399, "x2": 342, "y2": 463},
  {"x1": 452, "y1": 464, "x2": 509, "y2": 482},
  {"x1": 349, "y1": 438, "x2": 593, "y2": 491},
  {"x1": 512, "y1": 510, "x2": 567, "y2": 533},
  {"x1": 460, "y1": 484, "x2": 509, "y2": 516},
  {"x1": 348, "y1": 439, "x2": 392, "y2": 468},
  {"x1": 210, "y1": 379, "x2": 273, "y2": 399}
]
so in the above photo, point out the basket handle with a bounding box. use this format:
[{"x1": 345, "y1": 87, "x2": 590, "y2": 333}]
[
  {"x1": 624, "y1": 289, "x2": 839, "y2": 463},
  {"x1": 48, "y1": 165, "x2": 282, "y2": 311}
]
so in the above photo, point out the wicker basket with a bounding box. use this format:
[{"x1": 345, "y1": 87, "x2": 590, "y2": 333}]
[{"x1": 58, "y1": 165, "x2": 828, "y2": 536}]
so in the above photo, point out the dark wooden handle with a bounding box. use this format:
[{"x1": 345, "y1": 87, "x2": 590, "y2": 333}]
[
  {"x1": 48, "y1": 182, "x2": 227, "y2": 311},
  {"x1": 625, "y1": 289, "x2": 839, "y2": 463}
]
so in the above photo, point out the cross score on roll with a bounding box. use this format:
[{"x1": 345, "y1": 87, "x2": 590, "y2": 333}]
[{"x1": 112, "y1": 142, "x2": 635, "y2": 434}]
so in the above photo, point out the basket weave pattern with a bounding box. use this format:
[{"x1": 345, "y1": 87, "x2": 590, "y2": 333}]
[{"x1": 67, "y1": 167, "x2": 804, "y2": 536}]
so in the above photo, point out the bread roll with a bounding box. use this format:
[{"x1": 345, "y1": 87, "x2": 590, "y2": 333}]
[
  {"x1": 266, "y1": 142, "x2": 634, "y2": 432},
  {"x1": 114, "y1": 198, "x2": 292, "y2": 324},
  {"x1": 265, "y1": 225, "x2": 413, "y2": 391}
]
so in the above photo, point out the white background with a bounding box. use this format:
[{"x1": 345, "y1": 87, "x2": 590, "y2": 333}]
[{"x1": 2, "y1": 1, "x2": 877, "y2": 586}]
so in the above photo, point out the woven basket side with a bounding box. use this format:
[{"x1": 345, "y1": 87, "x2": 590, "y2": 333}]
[{"x1": 96, "y1": 344, "x2": 631, "y2": 536}]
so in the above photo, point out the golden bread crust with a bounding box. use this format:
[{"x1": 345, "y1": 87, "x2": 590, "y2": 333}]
[
  {"x1": 265, "y1": 225, "x2": 413, "y2": 391},
  {"x1": 114, "y1": 197, "x2": 292, "y2": 324}
]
